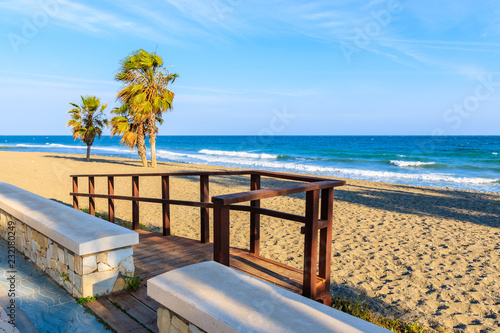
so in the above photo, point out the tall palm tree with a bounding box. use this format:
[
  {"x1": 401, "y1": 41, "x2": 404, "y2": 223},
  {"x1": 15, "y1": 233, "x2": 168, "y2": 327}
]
[
  {"x1": 109, "y1": 103, "x2": 148, "y2": 167},
  {"x1": 116, "y1": 49, "x2": 178, "y2": 167},
  {"x1": 67, "y1": 96, "x2": 108, "y2": 161}
]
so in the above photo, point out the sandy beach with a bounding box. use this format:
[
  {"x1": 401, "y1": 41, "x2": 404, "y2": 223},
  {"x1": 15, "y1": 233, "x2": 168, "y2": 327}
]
[{"x1": 0, "y1": 151, "x2": 499, "y2": 332}]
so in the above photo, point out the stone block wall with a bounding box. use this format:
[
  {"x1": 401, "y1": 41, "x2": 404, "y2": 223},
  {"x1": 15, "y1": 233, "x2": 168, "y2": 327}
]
[
  {"x1": 157, "y1": 305, "x2": 206, "y2": 333},
  {"x1": 0, "y1": 209, "x2": 134, "y2": 298}
]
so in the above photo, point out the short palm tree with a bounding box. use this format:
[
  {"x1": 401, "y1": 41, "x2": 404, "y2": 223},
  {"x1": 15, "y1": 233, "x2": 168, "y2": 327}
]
[
  {"x1": 116, "y1": 49, "x2": 178, "y2": 167},
  {"x1": 110, "y1": 103, "x2": 148, "y2": 167},
  {"x1": 67, "y1": 96, "x2": 108, "y2": 161}
]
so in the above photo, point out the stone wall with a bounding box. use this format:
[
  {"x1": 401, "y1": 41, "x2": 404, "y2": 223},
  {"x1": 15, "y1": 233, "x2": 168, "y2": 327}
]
[
  {"x1": 0, "y1": 209, "x2": 134, "y2": 298},
  {"x1": 157, "y1": 305, "x2": 206, "y2": 333}
]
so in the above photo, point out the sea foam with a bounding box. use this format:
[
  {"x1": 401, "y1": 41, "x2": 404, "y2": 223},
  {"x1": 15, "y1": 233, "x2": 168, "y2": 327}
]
[
  {"x1": 199, "y1": 149, "x2": 277, "y2": 159},
  {"x1": 16, "y1": 143, "x2": 132, "y2": 155},
  {"x1": 390, "y1": 160, "x2": 436, "y2": 167},
  {"x1": 156, "y1": 150, "x2": 497, "y2": 185}
]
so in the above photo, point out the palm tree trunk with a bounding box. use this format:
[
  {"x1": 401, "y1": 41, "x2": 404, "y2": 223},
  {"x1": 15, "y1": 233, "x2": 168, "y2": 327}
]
[
  {"x1": 86, "y1": 144, "x2": 91, "y2": 161},
  {"x1": 149, "y1": 135, "x2": 157, "y2": 168},
  {"x1": 148, "y1": 117, "x2": 157, "y2": 168},
  {"x1": 137, "y1": 125, "x2": 148, "y2": 167}
]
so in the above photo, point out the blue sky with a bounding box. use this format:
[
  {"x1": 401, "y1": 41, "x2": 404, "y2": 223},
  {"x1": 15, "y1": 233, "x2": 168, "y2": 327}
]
[{"x1": 1, "y1": 0, "x2": 499, "y2": 135}]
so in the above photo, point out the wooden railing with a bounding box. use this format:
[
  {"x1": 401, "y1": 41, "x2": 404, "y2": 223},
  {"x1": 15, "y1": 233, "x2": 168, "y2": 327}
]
[{"x1": 70, "y1": 170, "x2": 345, "y2": 301}]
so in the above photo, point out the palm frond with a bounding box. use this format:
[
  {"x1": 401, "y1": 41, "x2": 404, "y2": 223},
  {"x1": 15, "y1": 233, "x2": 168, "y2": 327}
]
[{"x1": 67, "y1": 95, "x2": 108, "y2": 147}]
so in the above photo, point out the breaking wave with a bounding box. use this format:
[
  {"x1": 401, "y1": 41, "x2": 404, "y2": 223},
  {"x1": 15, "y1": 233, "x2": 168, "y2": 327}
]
[
  {"x1": 199, "y1": 149, "x2": 277, "y2": 159},
  {"x1": 390, "y1": 160, "x2": 436, "y2": 167},
  {"x1": 16, "y1": 143, "x2": 131, "y2": 154},
  {"x1": 156, "y1": 149, "x2": 498, "y2": 186}
]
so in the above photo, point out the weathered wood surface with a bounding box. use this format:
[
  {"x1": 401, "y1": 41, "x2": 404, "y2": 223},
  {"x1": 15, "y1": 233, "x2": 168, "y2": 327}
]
[
  {"x1": 85, "y1": 297, "x2": 151, "y2": 333},
  {"x1": 75, "y1": 169, "x2": 345, "y2": 330},
  {"x1": 87, "y1": 230, "x2": 325, "y2": 333}
]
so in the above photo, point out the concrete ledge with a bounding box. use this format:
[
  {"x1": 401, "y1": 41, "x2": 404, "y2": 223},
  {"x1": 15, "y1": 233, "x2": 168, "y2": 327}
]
[
  {"x1": 148, "y1": 261, "x2": 390, "y2": 333},
  {"x1": 0, "y1": 181, "x2": 138, "y2": 255}
]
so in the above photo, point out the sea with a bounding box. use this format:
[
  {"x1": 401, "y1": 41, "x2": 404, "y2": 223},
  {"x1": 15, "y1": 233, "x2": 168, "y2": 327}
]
[{"x1": 1, "y1": 135, "x2": 499, "y2": 193}]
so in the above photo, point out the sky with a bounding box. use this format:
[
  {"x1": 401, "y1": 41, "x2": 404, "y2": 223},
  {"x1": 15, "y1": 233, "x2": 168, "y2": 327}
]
[{"x1": 1, "y1": 0, "x2": 500, "y2": 136}]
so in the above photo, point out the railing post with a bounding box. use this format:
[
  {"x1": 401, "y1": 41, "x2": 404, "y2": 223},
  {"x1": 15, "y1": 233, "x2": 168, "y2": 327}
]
[
  {"x1": 162, "y1": 175, "x2": 170, "y2": 236},
  {"x1": 250, "y1": 174, "x2": 261, "y2": 255},
  {"x1": 72, "y1": 177, "x2": 79, "y2": 209},
  {"x1": 89, "y1": 176, "x2": 95, "y2": 216},
  {"x1": 303, "y1": 189, "x2": 319, "y2": 299},
  {"x1": 318, "y1": 187, "x2": 334, "y2": 299},
  {"x1": 213, "y1": 203, "x2": 230, "y2": 266},
  {"x1": 108, "y1": 176, "x2": 115, "y2": 223},
  {"x1": 132, "y1": 176, "x2": 139, "y2": 230},
  {"x1": 200, "y1": 175, "x2": 210, "y2": 243}
]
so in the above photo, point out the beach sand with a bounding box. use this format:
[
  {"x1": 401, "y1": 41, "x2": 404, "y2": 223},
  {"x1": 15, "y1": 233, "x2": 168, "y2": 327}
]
[{"x1": 0, "y1": 151, "x2": 499, "y2": 332}]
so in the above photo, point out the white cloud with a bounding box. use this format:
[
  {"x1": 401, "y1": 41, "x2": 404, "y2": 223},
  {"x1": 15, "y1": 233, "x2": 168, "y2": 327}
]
[
  {"x1": 0, "y1": 0, "x2": 165, "y2": 41},
  {"x1": 379, "y1": 39, "x2": 500, "y2": 52},
  {"x1": 3, "y1": 0, "x2": 500, "y2": 76}
]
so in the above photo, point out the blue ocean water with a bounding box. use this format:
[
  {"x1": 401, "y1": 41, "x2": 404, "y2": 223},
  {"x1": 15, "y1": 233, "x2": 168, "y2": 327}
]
[{"x1": 1, "y1": 135, "x2": 499, "y2": 193}]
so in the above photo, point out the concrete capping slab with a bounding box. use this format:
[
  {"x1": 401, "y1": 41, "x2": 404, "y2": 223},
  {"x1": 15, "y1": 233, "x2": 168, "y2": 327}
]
[
  {"x1": 0, "y1": 181, "x2": 138, "y2": 256},
  {"x1": 148, "y1": 261, "x2": 390, "y2": 333}
]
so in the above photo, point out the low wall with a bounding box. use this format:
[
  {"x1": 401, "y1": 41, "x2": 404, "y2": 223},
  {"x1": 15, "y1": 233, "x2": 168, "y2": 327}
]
[
  {"x1": 148, "y1": 261, "x2": 390, "y2": 333},
  {"x1": 0, "y1": 181, "x2": 139, "y2": 298}
]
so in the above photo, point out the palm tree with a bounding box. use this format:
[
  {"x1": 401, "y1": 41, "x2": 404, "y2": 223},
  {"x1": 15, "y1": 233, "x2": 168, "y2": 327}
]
[
  {"x1": 67, "y1": 96, "x2": 108, "y2": 161},
  {"x1": 115, "y1": 49, "x2": 178, "y2": 167},
  {"x1": 109, "y1": 103, "x2": 148, "y2": 167}
]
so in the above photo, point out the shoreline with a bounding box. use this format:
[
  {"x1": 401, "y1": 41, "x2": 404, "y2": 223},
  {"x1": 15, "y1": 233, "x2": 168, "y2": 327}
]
[
  {"x1": 1, "y1": 151, "x2": 499, "y2": 332},
  {"x1": 1, "y1": 148, "x2": 496, "y2": 195},
  {"x1": 1, "y1": 135, "x2": 499, "y2": 195}
]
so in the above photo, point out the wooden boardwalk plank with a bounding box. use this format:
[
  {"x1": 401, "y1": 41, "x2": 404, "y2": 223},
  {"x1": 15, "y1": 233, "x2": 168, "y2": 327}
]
[
  {"x1": 133, "y1": 231, "x2": 311, "y2": 295},
  {"x1": 108, "y1": 292, "x2": 159, "y2": 333},
  {"x1": 135, "y1": 243, "x2": 211, "y2": 263},
  {"x1": 91, "y1": 230, "x2": 323, "y2": 333},
  {"x1": 136, "y1": 251, "x2": 211, "y2": 274},
  {"x1": 85, "y1": 298, "x2": 150, "y2": 333},
  {"x1": 230, "y1": 248, "x2": 325, "y2": 287},
  {"x1": 127, "y1": 282, "x2": 158, "y2": 311},
  {"x1": 230, "y1": 258, "x2": 302, "y2": 293}
]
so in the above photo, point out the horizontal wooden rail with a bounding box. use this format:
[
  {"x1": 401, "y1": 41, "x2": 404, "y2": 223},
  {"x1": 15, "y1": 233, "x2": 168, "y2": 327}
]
[
  {"x1": 70, "y1": 170, "x2": 336, "y2": 183},
  {"x1": 71, "y1": 169, "x2": 346, "y2": 304},
  {"x1": 255, "y1": 170, "x2": 332, "y2": 182},
  {"x1": 70, "y1": 170, "x2": 252, "y2": 178},
  {"x1": 212, "y1": 180, "x2": 345, "y2": 205},
  {"x1": 300, "y1": 219, "x2": 328, "y2": 234},
  {"x1": 230, "y1": 205, "x2": 306, "y2": 223},
  {"x1": 70, "y1": 193, "x2": 214, "y2": 209},
  {"x1": 72, "y1": 192, "x2": 308, "y2": 224}
]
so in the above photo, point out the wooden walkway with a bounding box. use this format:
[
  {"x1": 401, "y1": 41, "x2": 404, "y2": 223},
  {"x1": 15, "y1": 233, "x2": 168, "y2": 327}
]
[{"x1": 86, "y1": 230, "x2": 326, "y2": 333}]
